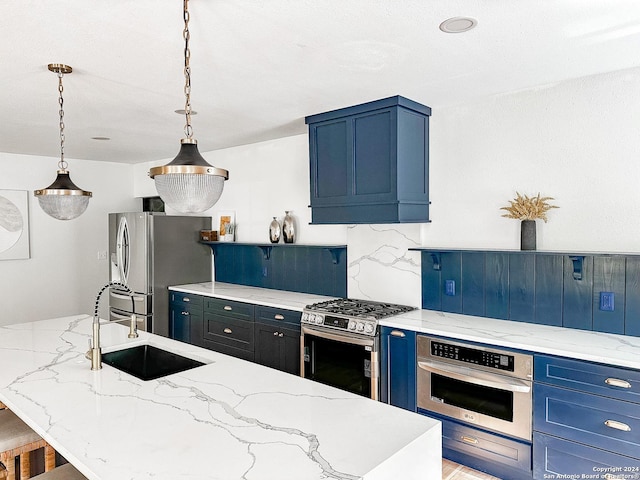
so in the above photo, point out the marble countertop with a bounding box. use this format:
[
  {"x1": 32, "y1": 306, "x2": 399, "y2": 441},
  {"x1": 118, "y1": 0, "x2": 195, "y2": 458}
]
[
  {"x1": 381, "y1": 309, "x2": 640, "y2": 370},
  {"x1": 0, "y1": 315, "x2": 441, "y2": 480},
  {"x1": 170, "y1": 283, "x2": 640, "y2": 370},
  {"x1": 169, "y1": 282, "x2": 338, "y2": 311}
]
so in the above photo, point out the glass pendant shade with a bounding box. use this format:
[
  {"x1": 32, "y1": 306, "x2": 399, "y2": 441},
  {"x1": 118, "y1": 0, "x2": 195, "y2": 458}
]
[
  {"x1": 34, "y1": 170, "x2": 92, "y2": 220},
  {"x1": 149, "y1": 140, "x2": 228, "y2": 214}
]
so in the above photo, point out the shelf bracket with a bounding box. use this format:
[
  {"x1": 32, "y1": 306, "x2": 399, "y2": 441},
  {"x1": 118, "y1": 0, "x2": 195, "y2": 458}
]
[
  {"x1": 258, "y1": 246, "x2": 273, "y2": 260},
  {"x1": 326, "y1": 248, "x2": 344, "y2": 265},
  {"x1": 569, "y1": 256, "x2": 584, "y2": 280},
  {"x1": 430, "y1": 253, "x2": 442, "y2": 271}
]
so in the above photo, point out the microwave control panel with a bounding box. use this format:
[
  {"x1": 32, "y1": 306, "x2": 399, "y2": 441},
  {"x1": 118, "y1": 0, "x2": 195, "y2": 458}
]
[{"x1": 431, "y1": 341, "x2": 515, "y2": 372}]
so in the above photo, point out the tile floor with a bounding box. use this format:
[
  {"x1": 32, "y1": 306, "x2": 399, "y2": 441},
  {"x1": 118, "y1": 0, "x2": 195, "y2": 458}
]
[{"x1": 443, "y1": 459, "x2": 502, "y2": 480}]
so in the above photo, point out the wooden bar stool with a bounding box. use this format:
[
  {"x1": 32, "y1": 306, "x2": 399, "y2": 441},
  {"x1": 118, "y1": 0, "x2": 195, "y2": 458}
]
[
  {"x1": 31, "y1": 464, "x2": 86, "y2": 480},
  {"x1": 0, "y1": 409, "x2": 55, "y2": 480}
]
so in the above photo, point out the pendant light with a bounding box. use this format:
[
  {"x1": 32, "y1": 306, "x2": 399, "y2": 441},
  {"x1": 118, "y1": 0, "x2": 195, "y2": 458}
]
[
  {"x1": 34, "y1": 64, "x2": 92, "y2": 221},
  {"x1": 149, "y1": 0, "x2": 229, "y2": 213}
]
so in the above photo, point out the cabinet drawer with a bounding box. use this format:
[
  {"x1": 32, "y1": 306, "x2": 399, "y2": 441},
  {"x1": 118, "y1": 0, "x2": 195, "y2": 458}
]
[
  {"x1": 534, "y1": 432, "x2": 640, "y2": 478},
  {"x1": 201, "y1": 338, "x2": 255, "y2": 362},
  {"x1": 204, "y1": 298, "x2": 254, "y2": 320},
  {"x1": 420, "y1": 413, "x2": 531, "y2": 478},
  {"x1": 255, "y1": 306, "x2": 301, "y2": 328},
  {"x1": 170, "y1": 292, "x2": 203, "y2": 308},
  {"x1": 203, "y1": 314, "x2": 254, "y2": 352},
  {"x1": 534, "y1": 383, "x2": 640, "y2": 459},
  {"x1": 535, "y1": 354, "x2": 640, "y2": 404}
]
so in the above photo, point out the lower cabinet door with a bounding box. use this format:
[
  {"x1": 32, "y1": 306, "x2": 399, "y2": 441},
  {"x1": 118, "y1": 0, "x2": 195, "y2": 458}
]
[
  {"x1": 534, "y1": 432, "x2": 640, "y2": 477},
  {"x1": 169, "y1": 302, "x2": 202, "y2": 344},
  {"x1": 380, "y1": 326, "x2": 416, "y2": 411},
  {"x1": 255, "y1": 323, "x2": 300, "y2": 375}
]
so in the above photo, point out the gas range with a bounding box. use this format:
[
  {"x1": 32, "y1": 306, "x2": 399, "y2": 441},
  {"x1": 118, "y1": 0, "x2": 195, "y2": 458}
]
[{"x1": 301, "y1": 298, "x2": 416, "y2": 337}]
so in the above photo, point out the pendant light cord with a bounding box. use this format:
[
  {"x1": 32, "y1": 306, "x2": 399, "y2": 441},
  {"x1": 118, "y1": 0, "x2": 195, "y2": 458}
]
[
  {"x1": 183, "y1": 0, "x2": 193, "y2": 140},
  {"x1": 57, "y1": 71, "x2": 68, "y2": 171}
]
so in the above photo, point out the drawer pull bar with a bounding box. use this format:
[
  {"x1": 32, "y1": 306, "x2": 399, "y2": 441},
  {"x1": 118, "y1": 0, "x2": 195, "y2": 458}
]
[
  {"x1": 604, "y1": 419, "x2": 631, "y2": 432},
  {"x1": 181, "y1": 311, "x2": 189, "y2": 316},
  {"x1": 605, "y1": 377, "x2": 632, "y2": 389},
  {"x1": 223, "y1": 306, "x2": 233, "y2": 311},
  {"x1": 460, "y1": 436, "x2": 478, "y2": 445},
  {"x1": 274, "y1": 314, "x2": 285, "y2": 320},
  {"x1": 273, "y1": 331, "x2": 279, "y2": 336},
  {"x1": 279, "y1": 333, "x2": 284, "y2": 337},
  {"x1": 223, "y1": 328, "x2": 233, "y2": 334},
  {"x1": 390, "y1": 330, "x2": 406, "y2": 338},
  {"x1": 183, "y1": 298, "x2": 190, "y2": 302}
]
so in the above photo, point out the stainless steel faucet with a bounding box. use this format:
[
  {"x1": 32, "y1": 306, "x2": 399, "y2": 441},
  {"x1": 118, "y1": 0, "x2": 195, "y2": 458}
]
[{"x1": 88, "y1": 282, "x2": 136, "y2": 371}]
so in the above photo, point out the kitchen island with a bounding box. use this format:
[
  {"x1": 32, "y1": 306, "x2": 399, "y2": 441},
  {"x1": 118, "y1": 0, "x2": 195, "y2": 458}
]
[{"x1": 0, "y1": 315, "x2": 441, "y2": 480}]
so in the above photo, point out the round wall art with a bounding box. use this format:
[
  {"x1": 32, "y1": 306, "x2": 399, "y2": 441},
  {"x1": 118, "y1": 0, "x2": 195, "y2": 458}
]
[{"x1": 0, "y1": 190, "x2": 30, "y2": 260}]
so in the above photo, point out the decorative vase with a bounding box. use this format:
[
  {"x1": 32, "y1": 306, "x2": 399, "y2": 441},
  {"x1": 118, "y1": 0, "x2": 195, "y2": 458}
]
[
  {"x1": 269, "y1": 217, "x2": 281, "y2": 244},
  {"x1": 520, "y1": 220, "x2": 536, "y2": 251},
  {"x1": 283, "y1": 211, "x2": 295, "y2": 244}
]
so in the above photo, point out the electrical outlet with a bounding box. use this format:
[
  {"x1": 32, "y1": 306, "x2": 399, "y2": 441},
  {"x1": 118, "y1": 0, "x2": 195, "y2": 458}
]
[
  {"x1": 600, "y1": 292, "x2": 615, "y2": 312},
  {"x1": 445, "y1": 280, "x2": 456, "y2": 296},
  {"x1": 97, "y1": 251, "x2": 107, "y2": 260}
]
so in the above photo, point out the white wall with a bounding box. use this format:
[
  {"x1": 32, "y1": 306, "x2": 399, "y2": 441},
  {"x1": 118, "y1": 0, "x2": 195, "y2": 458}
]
[{"x1": 0, "y1": 153, "x2": 138, "y2": 325}]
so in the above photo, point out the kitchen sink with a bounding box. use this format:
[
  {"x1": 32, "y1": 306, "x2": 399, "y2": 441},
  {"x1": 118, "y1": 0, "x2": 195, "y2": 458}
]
[{"x1": 102, "y1": 344, "x2": 206, "y2": 381}]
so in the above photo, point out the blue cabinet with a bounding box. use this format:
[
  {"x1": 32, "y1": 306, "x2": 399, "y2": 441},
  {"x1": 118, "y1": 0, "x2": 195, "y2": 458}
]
[
  {"x1": 380, "y1": 326, "x2": 416, "y2": 411},
  {"x1": 305, "y1": 96, "x2": 431, "y2": 224},
  {"x1": 254, "y1": 306, "x2": 302, "y2": 375},
  {"x1": 169, "y1": 292, "x2": 203, "y2": 344},
  {"x1": 533, "y1": 354, "x2": 640, "y2": 478}
]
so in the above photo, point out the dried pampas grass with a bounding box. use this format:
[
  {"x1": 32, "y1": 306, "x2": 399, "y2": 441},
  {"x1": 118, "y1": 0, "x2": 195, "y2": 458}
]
[{"x1": 500, "y1": 192, "x2": 558, "y2": 223}]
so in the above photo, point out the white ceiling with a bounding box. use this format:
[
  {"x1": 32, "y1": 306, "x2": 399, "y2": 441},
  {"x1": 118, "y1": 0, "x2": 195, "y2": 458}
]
[{"x1": 2, "y1": 0, "x2": 640, "y2": 164}]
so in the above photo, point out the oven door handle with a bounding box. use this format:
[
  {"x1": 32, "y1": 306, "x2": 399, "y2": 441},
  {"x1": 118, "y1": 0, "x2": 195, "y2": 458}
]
[
  {"x1": 301, "y1": 326, "x2": 375, "y2": 347},
  {"x1": 417, "y1": 360, "x2": 531, "y2": 393}
]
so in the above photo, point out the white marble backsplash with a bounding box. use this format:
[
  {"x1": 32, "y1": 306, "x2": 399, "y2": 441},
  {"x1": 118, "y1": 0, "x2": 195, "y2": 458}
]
[{"x1": 347, "y1": 224, "x2": 422, "y2": 307}]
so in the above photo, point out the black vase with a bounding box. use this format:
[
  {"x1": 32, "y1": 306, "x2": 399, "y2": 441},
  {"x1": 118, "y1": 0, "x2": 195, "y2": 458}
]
[{"x1": 521, "y1": 220, "x2": 537, "y2": 251}]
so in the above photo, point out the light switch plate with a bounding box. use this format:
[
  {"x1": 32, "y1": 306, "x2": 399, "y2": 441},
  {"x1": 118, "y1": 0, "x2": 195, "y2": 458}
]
[
  {"x1": 445, "y1": 280, "x2": 456, "y2": 296},
  {"x1": 600, "y1": 292, "x2": 615, "y2": 311}
]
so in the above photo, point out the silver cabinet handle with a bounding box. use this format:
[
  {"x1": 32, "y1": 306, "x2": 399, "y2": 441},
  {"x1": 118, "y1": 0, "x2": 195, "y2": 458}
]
[
  {"x1": 274, "y1": 314, "x2": 285, "y2": 320},
  {"x1": 604, "y1": 419, "x2": 631, "y2": 432},
  {"x1": 390, "y1": 330, "x2": 406, "y2": 338},
  {"x1": 273, "y1": 331, "x2": 279, "y2": 336},
  {"x1": 278, "y1": 333, "x2": 284, "y2": 337},
  {"x1": 223, "y1": 328, "x2": 233, "y2": 334},
  {"x1": 181, "y1": 311, "x2": 189, "y2": 316},
  {"x1": 223, "y1": 306, "x2": 233, "y2": 311},
  {"x1": 461, "y1": 436, "x2": 478, "y2": 445},
  {"x1": 605, "y1": 377, "x2": 632, "y2": 389},
  {"x1": 183, "y1": 297, "x2": 190, "y2": 302}
]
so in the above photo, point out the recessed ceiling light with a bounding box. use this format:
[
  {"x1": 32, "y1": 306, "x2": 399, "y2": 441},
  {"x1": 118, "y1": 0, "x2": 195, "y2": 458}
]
[
  {"x1": 91, "y1": 136, "x2": 111, "y2": 141},
  {"x1": 439, "y1": 17, "x2": 478, "y2": 34},
  {"x1": 174, "y1": 109, "x2": 197, "y2": 115}
]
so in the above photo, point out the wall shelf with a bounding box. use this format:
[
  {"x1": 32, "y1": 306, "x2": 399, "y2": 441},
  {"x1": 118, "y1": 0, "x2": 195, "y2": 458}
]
[{"x1": 201, "y1": 242, "x2": 347, "y2": 265}]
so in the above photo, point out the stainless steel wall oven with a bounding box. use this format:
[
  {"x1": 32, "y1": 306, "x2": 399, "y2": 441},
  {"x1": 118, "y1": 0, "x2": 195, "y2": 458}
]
[
  {"x1": 417, "y1": 335, "x2": 533, "y2": 441},
  {"x1": 300, "y1": 299, "x2": 415, "y2": 400}
]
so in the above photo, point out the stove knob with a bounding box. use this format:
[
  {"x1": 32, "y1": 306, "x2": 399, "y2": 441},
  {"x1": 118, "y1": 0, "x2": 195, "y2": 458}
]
[
  {"x1": 364, "y1": 323, "x2": 374, "y2": 334},
  {"x1": 315, "y1": 315, "x2": 324, "y2": 325},
  {"x1": 356, "y1": 322, "x2": 365, "y2": 332},
  {"x1": 301, "y1": 313, "x2": 309, "y2": 322},
  {"x1": 348, "y1": 320, "x2": 357, "y2": 330}
]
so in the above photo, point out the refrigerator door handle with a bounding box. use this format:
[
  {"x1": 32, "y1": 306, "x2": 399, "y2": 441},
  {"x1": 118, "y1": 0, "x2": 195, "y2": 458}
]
[{"x1": 116, "y1": 216, "x2": 130, "y2": 283}]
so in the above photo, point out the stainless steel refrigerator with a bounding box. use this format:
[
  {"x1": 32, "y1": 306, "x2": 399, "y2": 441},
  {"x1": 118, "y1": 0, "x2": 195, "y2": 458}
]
[{"x1": 108, "y1": 212, "x2": 212, "y2": 337}]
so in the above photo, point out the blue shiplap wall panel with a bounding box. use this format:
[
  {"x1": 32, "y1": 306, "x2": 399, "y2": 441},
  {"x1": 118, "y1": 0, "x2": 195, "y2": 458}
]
[
  {"x1": 421, "y1": 252, "x2": 442, "y2": 310},
  {"x1": 625, "y1": 257, "x2": 640, "y2": 336},
  {"x1": 210, "y1": 244, "x2": 347, "y2": 298},
  {"x1": 562, "y1": 255, "x2": 593, "y2": 331},
  {"x1": 592, "y1": 256, "x2": 625, "y2": 334},
  {"x1": 461, "y1": 252, "x2": 485, "y2": 316},
  {"x1": 509, "y1": 254, "x2": 535, "y2": 323},
  {"x1": 419, "y1": 249, "x2": 640, "y2": 338},
  {"x1": 485, "y1": 253, "x2": 509, "y2": 320},
  {"x1": 534, "y1": 255, "x2": 563, "y2": 326},
  {"x1": 441, "y1": 252, "x2": 462, "y2": 313}
]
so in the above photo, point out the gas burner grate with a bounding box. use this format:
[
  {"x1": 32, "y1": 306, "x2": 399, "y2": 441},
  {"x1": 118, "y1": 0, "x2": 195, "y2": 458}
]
[{"x1": 306, "y1": 298, "x2": 416, "y2": 319}]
